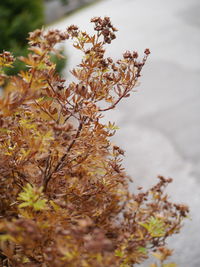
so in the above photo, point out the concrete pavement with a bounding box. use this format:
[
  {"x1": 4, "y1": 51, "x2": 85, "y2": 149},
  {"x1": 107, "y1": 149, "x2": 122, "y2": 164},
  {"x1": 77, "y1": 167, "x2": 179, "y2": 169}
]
[{"x1": 51, "y1": 0, "x2": 200, "y2": 265}]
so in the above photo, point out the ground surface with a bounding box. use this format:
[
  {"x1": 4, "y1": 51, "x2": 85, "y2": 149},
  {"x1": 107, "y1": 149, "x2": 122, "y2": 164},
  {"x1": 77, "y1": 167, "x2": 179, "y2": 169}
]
[{"x1": 52, "y1": 0, "x2": 200, "y2": 265}]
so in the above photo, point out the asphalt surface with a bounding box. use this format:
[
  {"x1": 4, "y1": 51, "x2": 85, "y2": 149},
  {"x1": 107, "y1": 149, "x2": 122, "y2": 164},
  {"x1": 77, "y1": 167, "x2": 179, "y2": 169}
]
[{"x1": 52, "y1": 0, "x2": 200, "y2": 265}]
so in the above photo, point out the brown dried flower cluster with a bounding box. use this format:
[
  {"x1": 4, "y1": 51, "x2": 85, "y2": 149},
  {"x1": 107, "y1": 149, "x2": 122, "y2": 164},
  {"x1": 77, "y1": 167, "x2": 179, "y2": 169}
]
[
  {"x1": 0, "y1": 17, "x2": 188, "y2": 267},
  {"x1": 91, "y1": 16, "x2": 117, "y2": 44}
]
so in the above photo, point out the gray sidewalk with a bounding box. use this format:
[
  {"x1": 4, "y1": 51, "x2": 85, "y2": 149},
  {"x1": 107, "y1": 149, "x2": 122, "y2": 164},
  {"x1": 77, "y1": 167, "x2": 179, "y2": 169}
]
[{"x1": 52, "y1": 0, "x2": 200, "y2": 266}]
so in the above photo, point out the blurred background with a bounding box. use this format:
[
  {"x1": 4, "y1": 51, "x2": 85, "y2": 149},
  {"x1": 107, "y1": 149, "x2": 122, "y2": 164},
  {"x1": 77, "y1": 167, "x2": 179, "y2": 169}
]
[{"x1": 1, "y1": 0, "x2": 200, "y2": 266}]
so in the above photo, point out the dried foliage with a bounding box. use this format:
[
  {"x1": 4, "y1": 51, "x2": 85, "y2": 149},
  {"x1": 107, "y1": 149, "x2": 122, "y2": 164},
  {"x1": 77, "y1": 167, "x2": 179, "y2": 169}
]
[{"x1": 0, "y1": 17, "x2": 189, "y2": 267}]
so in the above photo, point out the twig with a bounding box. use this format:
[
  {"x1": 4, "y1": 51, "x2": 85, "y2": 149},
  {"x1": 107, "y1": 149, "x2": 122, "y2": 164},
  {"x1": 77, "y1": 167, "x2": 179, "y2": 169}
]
[
  {"x1": 34, "y1": 100, "x2": 56, "y2": 122},
  {"x1": 43, "y1": 120, "x2": 84, "y2": 192}
]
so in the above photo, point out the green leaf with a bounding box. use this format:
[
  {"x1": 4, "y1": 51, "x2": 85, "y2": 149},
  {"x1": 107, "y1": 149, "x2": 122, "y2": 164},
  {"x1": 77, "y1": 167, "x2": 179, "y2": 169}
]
[
  {"x1": 0, "y1": 128, "x2": 11, "y2": 133},
  {"x1": 137, "y1": 246, "x2": 147, "y2": 254},
  {"x1": 17, "y1": 183, "x2": 47, "y2": 211},
  {"x1": 18, "y1": 202, "x2": 30, "y2": 208},
  {"x1": 139, "y1": 216, "x2": 166, "y2": 237},
  {"x1": 105, "y1": 121, "x2": 120, "y2": 131},
  {"x1": 115, "y1": 249, "x2": 124, "y2": 258},
  {"x1": 22, "y1": 256, "x2": 30, "y2": 263},
  {"x1": 0, "y1": 234, "x2": 15, "y2": 242},
  {"x1": 33, "y1": 199, "x2": 47, "y2": 211}
]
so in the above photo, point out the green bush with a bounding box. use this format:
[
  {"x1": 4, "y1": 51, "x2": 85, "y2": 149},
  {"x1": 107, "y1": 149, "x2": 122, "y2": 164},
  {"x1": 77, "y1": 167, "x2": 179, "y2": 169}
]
[
  {"x1": 50, "y1": 49, "x2": 67, "y2": 75},
  {"x1": 0, "y1": 0, "x2": 44, "y2": 74}
]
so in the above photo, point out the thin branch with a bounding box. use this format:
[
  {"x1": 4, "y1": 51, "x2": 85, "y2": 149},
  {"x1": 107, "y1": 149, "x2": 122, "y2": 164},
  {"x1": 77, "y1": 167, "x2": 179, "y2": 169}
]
[
  {"x1": 34, "y1": 100, "x2": 56, "y2": 122},
  {"x1": 57, "y1": 105, "x2": 63, "y2": 123},
  {"x1": 43, "y1": 120, "x2": 84, "y2": 192},
  {"x1": 15, "y1": 170, "x2": 33, "y2": 186},
  {"x1": 47, "y1": 79, "x2": 78, "y2": 122},
  {"x1": 99, "y1": 84, "x2": 133, "y2": 112},
  {"x1": 12, "y1": 170, "x2": 23, "y2": 189},
  {"x1": 99, "y1": 67, "x2": 138, "y2": 112},
  {"x1": 43, "y1": 153, "x2": 51, "y2": 181}
]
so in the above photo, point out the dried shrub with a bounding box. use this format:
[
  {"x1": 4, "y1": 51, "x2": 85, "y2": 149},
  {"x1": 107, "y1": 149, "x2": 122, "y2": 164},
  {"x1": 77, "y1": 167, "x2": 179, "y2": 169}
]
[{"x1": 0, "y1": 17, "x2": 189, "y2": 267}]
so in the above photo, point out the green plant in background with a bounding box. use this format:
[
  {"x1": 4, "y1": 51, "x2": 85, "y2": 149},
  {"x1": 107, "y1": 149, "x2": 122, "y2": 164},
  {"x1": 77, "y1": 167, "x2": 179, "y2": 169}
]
[
  {"x1": 50, "y1": 48, "x2": 67, "y2": 74},
  {"x1": 0, "y1": 0, "x2": 44, "y2": 75},
  {"x1": 0, "y1": 0, "x2": 66, "y2": 76},
  {"x1": 60, "y1": 0, "x2": 69, "y2": 5}
]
